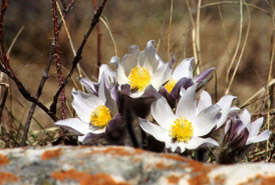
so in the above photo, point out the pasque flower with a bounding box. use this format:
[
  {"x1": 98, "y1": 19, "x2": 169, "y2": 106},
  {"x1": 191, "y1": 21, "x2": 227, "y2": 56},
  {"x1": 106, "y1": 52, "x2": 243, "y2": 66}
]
[
  {"x1": 159, "y1": 57, "x2": 215, "y2": 108},
  {"x1": 55, "y1": 80, "x2": 124, "y2": 144},
  {"x1": 224, "y1": 109, "x2": 272, "y2": 146},
  {"x1": 111, "y1": 40, "x2": 172, "y2": 98},
  {"x1": 139, "y1": 85, "x2": 221, "y2": 153},
  {"x1": 216, "y1": 109, "x2": 272, "y2": 164}
]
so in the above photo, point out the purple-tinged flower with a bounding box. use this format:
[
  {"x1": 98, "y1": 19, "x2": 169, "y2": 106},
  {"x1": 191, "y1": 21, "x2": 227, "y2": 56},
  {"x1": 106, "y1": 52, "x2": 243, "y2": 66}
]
[
  {"x1": 159, "y1": 57, "x2": 215, "y2": 108},
  {"x1": 55, "y1": 82, "x2": 124, "y2": 144},
  {"x1": 225, "y1": 109, "x2": 272, "y2": 146},
  {"x1": 79, "y1": 64, "x2": 116, "y2": 96},
  {"x1": 216, "y1": 109, "x2": 272, "y2": 164},
  {"x1": 139, "y1": 85, "x2": 221, "y2": 153}
]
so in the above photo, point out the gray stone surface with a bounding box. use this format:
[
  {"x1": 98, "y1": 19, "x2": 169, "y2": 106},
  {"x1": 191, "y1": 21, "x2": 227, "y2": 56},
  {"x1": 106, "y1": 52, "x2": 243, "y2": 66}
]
[{"x1": 0, "y1": 145, "x2": 274, "y2": 185}]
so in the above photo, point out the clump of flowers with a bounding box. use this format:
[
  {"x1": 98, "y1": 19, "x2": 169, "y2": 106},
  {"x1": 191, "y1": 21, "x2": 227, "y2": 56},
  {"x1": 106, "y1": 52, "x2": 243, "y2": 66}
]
[{"x1": 55, "y1": 40, "x2": 272, "y2": 164}]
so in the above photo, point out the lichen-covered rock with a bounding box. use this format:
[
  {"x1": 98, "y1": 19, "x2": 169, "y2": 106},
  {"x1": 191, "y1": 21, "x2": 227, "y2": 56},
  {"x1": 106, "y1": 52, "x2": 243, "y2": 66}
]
[{"x1": 0, "y1": 145, "x2": 274, "y2": 185}]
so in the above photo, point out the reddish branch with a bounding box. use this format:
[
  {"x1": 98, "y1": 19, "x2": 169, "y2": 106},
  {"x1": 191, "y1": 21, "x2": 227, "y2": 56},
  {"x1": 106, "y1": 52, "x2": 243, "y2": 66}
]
[
  {"x1": 50, "y1": 0, "x2": 108, "y2": 113},
  {"x1": 21, "y1": 1, "x2": 75, "y2": 146},
  {"x1": 52, "y1": 0, "x2": 66, "y2": 119},
  {"x1": 0, "y1": 0, "x2": 12, "y2": 73}
]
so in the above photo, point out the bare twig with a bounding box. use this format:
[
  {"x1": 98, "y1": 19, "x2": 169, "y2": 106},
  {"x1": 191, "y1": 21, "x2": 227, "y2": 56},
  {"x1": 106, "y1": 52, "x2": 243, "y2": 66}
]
[
  {"x1": 21, "y1": 1, "x2": 76, "y2": 146},
  {"x1": 50, "y1": 0, "x2": 108, "y2": 114}
]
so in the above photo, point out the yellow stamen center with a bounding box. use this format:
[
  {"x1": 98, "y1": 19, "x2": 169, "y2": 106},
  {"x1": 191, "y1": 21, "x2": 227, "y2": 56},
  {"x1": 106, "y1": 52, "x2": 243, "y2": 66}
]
[
  {"x1": 90, "y1": 105, "x2": 112, "y2": 127},
  {"x1": 164, "y1": 78, "x2": 177, "y2": 93},
  {"x1": 169, "y1": 117, "x2": 194, "y2": 142},
  {"x1": 128, "y1": 66, "x2": 151, "y2": 91}
]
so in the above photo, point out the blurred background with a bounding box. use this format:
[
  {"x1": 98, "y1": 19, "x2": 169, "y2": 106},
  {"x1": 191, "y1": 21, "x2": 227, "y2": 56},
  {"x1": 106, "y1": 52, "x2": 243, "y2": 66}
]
[{"x1": 0, "y1": 0, "x2": 274, "y2": 145}]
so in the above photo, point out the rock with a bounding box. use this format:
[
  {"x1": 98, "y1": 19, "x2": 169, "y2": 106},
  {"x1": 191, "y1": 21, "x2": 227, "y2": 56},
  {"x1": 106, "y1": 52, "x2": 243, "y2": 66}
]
[{"x1": 0, "y1": 145, "x2": 274, "y2": 185}]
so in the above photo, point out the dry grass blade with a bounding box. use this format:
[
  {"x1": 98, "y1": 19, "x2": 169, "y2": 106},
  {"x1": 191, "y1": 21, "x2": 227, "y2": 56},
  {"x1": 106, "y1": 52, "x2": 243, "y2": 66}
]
[
  {"x1": 225, "y1": 0, "x2": 243, "y2": 86},
  {"x1": 167, "y1": 0, "x2": 173, "y2": 61},
  {"x1": 56, "y1": 1, "x2": 85, "y2": 91},
  {"x1": 186, "y1": 0, "x2": 200, "y2": 74},
  {"x1": 100, "y1": 16, "x2": 118, "y2": 56},
  {"x1": 266, "y1": 0, "x2": 275, "y2": 157},
  {"x1": 200, "y1": 1, "x2": 270, "y2": 16}
]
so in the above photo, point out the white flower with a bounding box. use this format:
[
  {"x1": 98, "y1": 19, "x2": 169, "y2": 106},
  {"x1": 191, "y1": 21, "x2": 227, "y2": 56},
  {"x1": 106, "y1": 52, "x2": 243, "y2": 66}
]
[
  {"x1": 55, "y1": 82, "x2": 123, "y2": 143},
  {"x1": 139, "y1": 85, "x2": 221, "y2": 153},
  {"x1": 112, "y1": 40, "x2": 172, "y2": 98},
  {"x1": 197, "y1": 91, "x2": 238, "y2": 128}
]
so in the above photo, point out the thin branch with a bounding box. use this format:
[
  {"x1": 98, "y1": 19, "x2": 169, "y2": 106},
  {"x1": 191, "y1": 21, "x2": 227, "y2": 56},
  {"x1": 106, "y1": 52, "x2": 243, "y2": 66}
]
[
  {"x1": 21, "y1": 1, "x2": 76, "y2": 146},
  {"x1": 50, "y1": 0, "x2": 108, "y2": 114},
  {"x1": 0, "y1": 62, "x2": 58, "y2": 121}
]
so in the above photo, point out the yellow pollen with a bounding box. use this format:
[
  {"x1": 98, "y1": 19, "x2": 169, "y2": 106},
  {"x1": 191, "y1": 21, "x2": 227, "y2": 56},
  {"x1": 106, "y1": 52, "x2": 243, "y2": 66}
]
[
  {"x1": 164, "y1": 78, "x2": 177, "y2": 93},
  {"x1": 169, "y1": 117, "x2": 194, "y2": 142},
  {"x1": 90, "y1": 105, "x2": 112, "y2": 127},
  {"x1": 128, "y1": 66, "x2": 151, "y2": 91}
]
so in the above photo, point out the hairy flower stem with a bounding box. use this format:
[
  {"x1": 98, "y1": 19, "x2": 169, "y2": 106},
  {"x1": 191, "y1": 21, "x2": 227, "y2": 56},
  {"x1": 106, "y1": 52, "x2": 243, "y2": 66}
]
[{"x1": 52, "y1": 0, "x2": 67, "y2": 119}]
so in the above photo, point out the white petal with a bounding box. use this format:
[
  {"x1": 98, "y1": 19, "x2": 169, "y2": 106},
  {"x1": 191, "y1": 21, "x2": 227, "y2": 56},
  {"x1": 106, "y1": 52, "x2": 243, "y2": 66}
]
[
  {"x1": 116, "y1": 64, "x2": 129, "y2": 85},
  {"x1": 138, "y1": 40, "x2": 160, "y2": 72},
  {"x1": 176, "y1": 85, "x2": 197, "y2": 120},
  {"x1": 192, "y1": 104, "x2": 221, "y2": 136},
  {"x1": 197, "y1": 91, "x2": 212, "y2": 113},
  {"x1": 240, "y1": 109, "x2": 251, "y2": 128},
  {"x1": 121, "y1": 45, "x2": 140, "y2": 76},
  {"x1": 151, "y1": 97, "x2": 176, "y2": 130},
  {"x1": 166, "y1": 141, "x2": 183, "y2": 153},
  {"x1": 172, "y1": 57, "x2": 194, "y2": 80},
  {"x1": 216, "y1": 95, "x2": 236, "y2": 128},
  {"x1": 247, "y1": 130, "x2": 272, "y2": 144},
  {"x1": 71, "y1": 89, "x2": 104, "y2": 123},
  {"x1": 55, "y1": 118, "x2": 89, "y2": 135},
  {"x1": 139, "y1": 118, "x2": 170, "y2": 142},
  {"x1": 110, "y1": 56, "x2": 120, "y2": 68},
  {"x1": 151, "y1": 63, "x2": 172, "y2": 89},
  {"x1": 98, "y1": 64, "x2": 116, "y2": 85},
  {"x1": 184, "y1": 137, "x2": 219, "y2": 150},
  {"x1": 248, "y1": 117, "x2": 264, "y2": 138}
]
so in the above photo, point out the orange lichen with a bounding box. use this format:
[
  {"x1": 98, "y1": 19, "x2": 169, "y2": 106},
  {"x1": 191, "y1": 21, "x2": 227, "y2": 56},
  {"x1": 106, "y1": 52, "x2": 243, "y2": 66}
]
[
  {"x1": 87, "y1": 147, "x2": 144, "y2": 157},
  {"x1": 51, "y1": 169, "x2": 130, "y2": 185},
  {"x1": 0, "y1": 154, "x2": 9, "y2": 166},
  {"x1": 167, "y1": 174, "x2": 180, "y2": 184},
  {"x1": 213, "y1": 175, "x2": 226, "y2": 185},
  {"x1": 41, "y1": 148, "x2": 62, "y2": 160},
  {"x1": 162, "y1": 153, "x2": 213, "y2": 185},
  {"x1": 0, "y1": 171, "x2": 18, "y2": 185},
  {"x1": 238, "y1": 174, "x2": 275, "y2": 185},
  {"x1": 155, "y1": 162, "x2": 166, "y2": 169}
]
